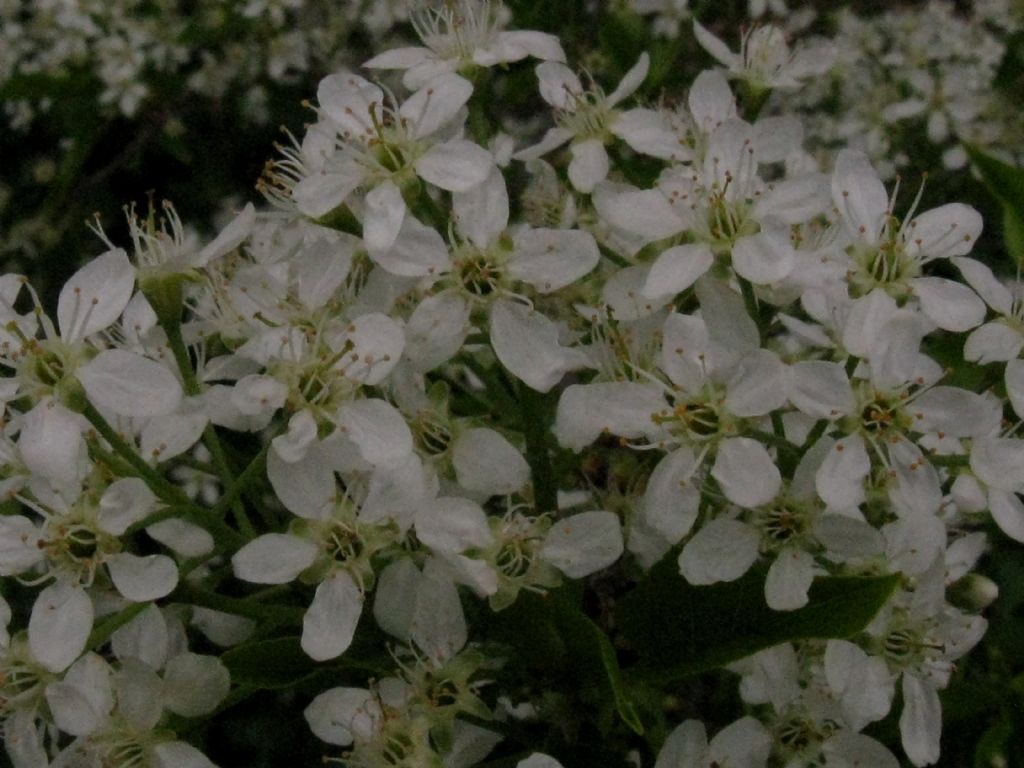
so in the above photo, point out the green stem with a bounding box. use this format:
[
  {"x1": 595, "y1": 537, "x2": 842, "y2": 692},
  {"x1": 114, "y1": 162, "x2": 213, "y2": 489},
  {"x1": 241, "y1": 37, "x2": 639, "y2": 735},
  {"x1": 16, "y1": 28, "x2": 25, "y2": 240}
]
[
  {"x1": 163, "y1": 322, "x2": 256, "y2": 539},
  {"x1": 413, "y1": 183, "x2": 449, "y2": 233},
  {"x1": 518, "y1": 383, "x2": 558, "y2": 514},
  {"x1": 927, "y1": 454, "x2": 970, "y2": 468},
  {"x1": 172, "y1": 583, "x2": 305, "y2": 625},
  {"x1": 738, "y1": 277, "x2": 764, "y2": 344},
  {"x1": 87, "y1": 602, "x2": 150, "y2": 650},
  {"x1": 83, "y1": 404, "x2": 187, "y2": 504},
  {"x1": 208, "y1": 441, "x2": 269, "y2": 520},
  {"x1": 598, "y1": 241, "x2": 633, "y2": 269}
]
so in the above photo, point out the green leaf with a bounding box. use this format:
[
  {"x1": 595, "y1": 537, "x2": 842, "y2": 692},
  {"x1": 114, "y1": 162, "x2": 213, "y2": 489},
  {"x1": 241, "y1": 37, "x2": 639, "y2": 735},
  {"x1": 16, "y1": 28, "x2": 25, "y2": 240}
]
[
  {"x1": 221, "y1": 637, "x2": 322, "y2": 689},
  {"x1": 973, "y1": 716, "x2": 1012, "y2": 768},
  {"x1": 965, "y1": 144, "x2": 1024, "y2": 265},
  {"x1": 549, "y1": 590, "x2": 645, "y2": 736},
  {"x1": 483, "y1": 587, "x2": 643, "y2": 735},
  {"x1": 618, "y1": 553, "x2": 900, "y2": 682},
  {"x1": 1003, "y1": 204, "x2": 1024, "y2": 265}
]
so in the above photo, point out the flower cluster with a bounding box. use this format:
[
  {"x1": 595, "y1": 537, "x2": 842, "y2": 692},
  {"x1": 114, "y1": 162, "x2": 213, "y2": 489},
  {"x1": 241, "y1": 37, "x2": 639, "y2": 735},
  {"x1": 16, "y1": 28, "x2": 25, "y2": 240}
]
[
  {"x1": 773, "y1": 0, "x2": 1024, "y2": 177},
  {"x1": 0, "y1": 0, "x2": 406, "y2": 126},
  {"x1": 1, "y1": 2, "x2": 1021, "y2": 767}
]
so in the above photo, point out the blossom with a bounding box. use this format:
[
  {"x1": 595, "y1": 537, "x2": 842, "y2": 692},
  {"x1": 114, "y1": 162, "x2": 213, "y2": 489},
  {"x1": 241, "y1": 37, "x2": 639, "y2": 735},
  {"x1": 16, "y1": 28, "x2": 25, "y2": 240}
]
[{"x1": 364, "y1": 0, "x2": 565, "y2": 88}]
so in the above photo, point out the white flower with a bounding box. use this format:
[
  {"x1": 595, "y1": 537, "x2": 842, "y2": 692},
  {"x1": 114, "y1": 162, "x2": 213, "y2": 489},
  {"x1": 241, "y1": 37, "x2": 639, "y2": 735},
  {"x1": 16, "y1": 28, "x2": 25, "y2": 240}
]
[
  {"x1": 292, "y1": 71, "x2": 493, "y2": 247},
  {"x1": 364, "y1": 0, "x2": 565, "y2": 88},
  {"x1": 694, "y1": 21, "x2": 836, "y2": 91},
  {"x1": 516, "y1": 53, "x2": 679, "y2": 191}
]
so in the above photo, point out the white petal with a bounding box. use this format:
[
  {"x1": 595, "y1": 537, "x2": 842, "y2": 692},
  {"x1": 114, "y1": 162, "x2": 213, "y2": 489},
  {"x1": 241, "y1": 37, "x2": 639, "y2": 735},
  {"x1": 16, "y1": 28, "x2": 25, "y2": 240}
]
[
  {"x1": 555, "y1": 381, "x2": 666, "y2": 451},
  {"x1": 267, "y1": 442, "x2": 336, "y2": 519},
  {"x1": 19, "y1": 400, "x2": 85, "y2": 487},
  {"x1": 509, "y1": 228, "x2": 600, "y2": 293},
  {"x1": 643, "y1": 243, "x2": 714, "y2": 300},
  {"x1": 712, "y1": 437, "x2": 781, "y2": 508},
  {"x1": 1007, "y1": 359, "x2": 1024, "y2": 421},
  {"x1": 655, "y1": 719, "x2": 708, "y2": 768},
  {"x1": 317, "y1": 73, "x2": 382, "y2": 137},
  {"x1": 606, "y1": 52, "x2": 649, "y2": 106},
  {"x1": 0, "y1": 516, "x2": 45, "y2": 576},
  {"x1": 140, "y1": 403, "x2": 208, "y2": 463},
  {"x1": 731, "y1": 231, "x2": 795, "y2": 285},
  {"x1": 612, "y1": 108, "x2": 689, "y2": 162},
  {"x1": 271, "y1": 410, "x2": 319, "y2": 464},
  {"x1": 536, "y1": 61, "x2": 582, "y2": 109},
  {"x1": 754, "y1": 173, "x2": 830, "y2": 224},
  {"x1": 336, "y1": 398, "x2": 413, "y2": 468},
  {"x1": 789, "y1": 360, "x2": 855, "y2": 420},
  {"x1": 305, "y1": 687, "x2": 380, "y2": 746},
  {"x1": 679, "y1": 519, "x2": 760, "y2": 585},
  {"x1": 409, "y1": 559, "x2": 467, "y2": 664},
  {"x1": 196, "y1": 203, "x2": 255, "y2": 266},
  {"x1": 813, "y1": 513, "x2": 884, "y2": 558},
  {"x1": 490, "y1": 299, "x2": 589, "y2": 392},
  {"x1": 363, "y1": 46, "x2": 431, "y2": 69},
  {"x1": 107, "y1": 553, "x2": 178, "y2": 602},
  {"x1": 816, "y1": 435, "x2": 870, "y2": 509},
  {"x1": 363, "y1": 180, "x2": 406, "y2": 253},
  {"x1": 231, "y1": 534, "x2": 319, "y2": 584},
  {"x1": 765, "y1": 547, "x2": 814, "y2": 611},
  {"x1": 302, "y1": 571, "x2": 363, "y2": 661},
  {"x1": 517, "y1": 755, "x2": 565, "y2": 768},
  {"x1": 695, "y1": 276, "x2": 760, "y2": 357},
  {"x1": 152, "y1": 742, "x2": 218, "y2": 768},
  {"x1": 567, "y1": 139, "x2": 609, "y2": 193},
  {"x1": 369, "y1": 214, "x2": 451, "y2": 278},
  {"x1": 753, "y1": 116, "x2": 803, "y2": 163},
  {"x1": 401, "y1": 73, "x2": 474, "y2": 139},
  {"x1": 373, "y1": 559, "x2": 422, "y2": 641},
  {"x1": 59, "y1": 249, "x2": 135, "y2": 342},
  {"x1": 337, "y1": 312, "x2": 405, "y2": 385},
  {"x1": 542, "y1": 510, "x2": 624, "y2": 578},
  {"x1": 453, "y1": 167, "x2": 509, "y2": 248},
  {"x1": 403, "y1": 293, "x2": 470, "y2": 372},
  {"x1": 911, "y1": 277, "x2": 986, "y2": 331},
  {"x1": 660, "y1": 312, "x2": 710, "y2": 392},
  {"x1": 292, "y1": 161, "x2": 364, "y2": 219},
  {"x1": 900, "y1": 674, "x2": 941, "y2": 767},
  {"x1": 452, "y1": 428, "x2": 530, "y2": 495},
  {"x1": 832, "y1": 149, "x2": 888, "y2": 243},
  {"x1": 725, "y1": 349, "x2": 789, "y2": 417},
  {"x1": 842, "y1": 288, "x2": 898, "y2": 357},
  {"x1": 988, "y1": 490, "x2": 1024, "y2": 543},
  {"x1": 912, "y1": 386, "x2": 996, "y2": 438},
  {"x1": 952, "y1": 256, "x2": 1012, "y2": 314},
  {"x1": 78, "y1": 350, "x2": 182, "y2": 418},
  {"x1": 709, "y1": 717, "x2": 772, "y2": 766},
  {"x1": 688, "y1": 70, "x2": 737, "y2": 132},
  {"x1": 163, "y1": 653, "x2": 231, "y2": 717},
  {"x1": 592, "y1": 184, "x2": 684, "y2": 240},
  {"x1": 29, "y1": 581, "x2": 93, "y2": 673},
  {"x1": 641, "y1": 448, "x2": 701, "y2": 543},
  {"x1": 415, "y1": 497, "x2": 492, "y2": 553},
  {"x1": 964, "y1": 322, "x2": 1024, "y2": 364},
  {"x1": 904, "y1": 203, "x2": 983, "y2": 260},
  {"x1": 110, "y1": 604, "x2": 168, "y2": 668},
  {"x1": 693, "y1": 21, "x2": 739, "y2": 67},
  {"x1": 416, "y1": 140, "x2": 494, "y2": 192},
  {"x1": 45, "y1": 653, "x2": 113, "y2": 737},
  {"x1": 492, "y1": 30, "x2": 565, "y2": 63}
]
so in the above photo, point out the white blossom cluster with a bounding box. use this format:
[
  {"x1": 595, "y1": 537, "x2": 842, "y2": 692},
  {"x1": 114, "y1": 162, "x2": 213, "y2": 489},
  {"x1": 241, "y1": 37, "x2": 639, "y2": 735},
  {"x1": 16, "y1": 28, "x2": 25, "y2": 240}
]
[
  {"x1": 627, "y1": 2, "x2": 1023, "y2": 178},
  {"x1": 770, "y1": 0, "x2": 1024, "y2": 177},
  {"x1": 0, "y1": 0, "x2": 408, "y2": 127},
  {"x1": 1, "y1": 2, "x2": 1021, "y2": 767}
]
